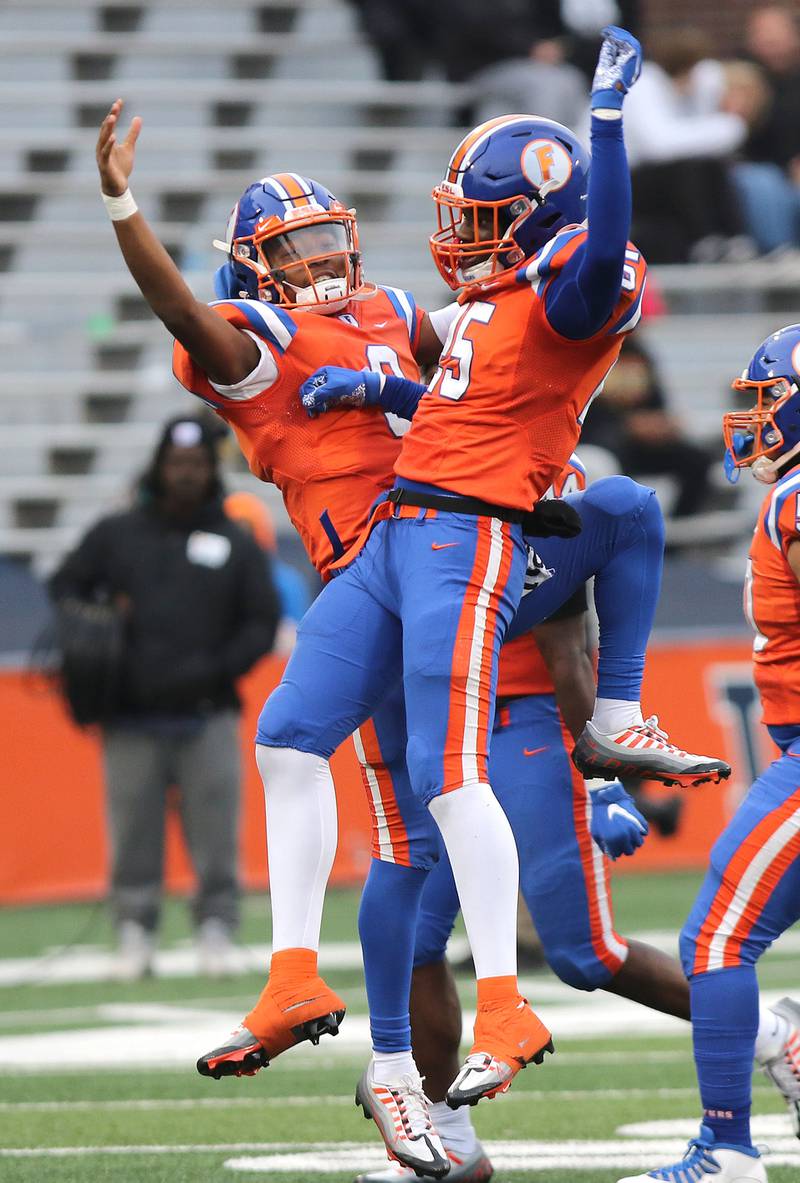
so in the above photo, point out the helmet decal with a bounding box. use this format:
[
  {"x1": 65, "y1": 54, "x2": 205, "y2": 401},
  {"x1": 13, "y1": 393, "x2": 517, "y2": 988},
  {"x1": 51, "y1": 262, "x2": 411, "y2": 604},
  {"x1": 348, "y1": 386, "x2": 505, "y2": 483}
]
[
  {"x1": 431, "y1": 115, "x2": 590, "y2": 290},
  {"x1": 792, "y1": 341, "x2": 800, "y2": 375},
  {"x1": 520, "y1": 139, "x2": 573, "y2": 194}
]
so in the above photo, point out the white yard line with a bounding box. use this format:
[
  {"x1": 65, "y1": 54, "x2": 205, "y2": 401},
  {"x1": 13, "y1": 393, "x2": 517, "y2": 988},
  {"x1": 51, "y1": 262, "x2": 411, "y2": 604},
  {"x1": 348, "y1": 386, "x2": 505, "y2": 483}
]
[
  {"x1": 0, "y1": 1087, "x2": 705, "y2": 1113},
  {"x1": 0, "y1": 1000, "x2": 691, "y2": 1071},
  {"x1": 224, "y1": 1141, "x2": 800, "y2": 1173},
  {"x1": 3, "y1": 1137, "x2": 797, "y2": 1171},
  {"x1": 617, "y1": 1115, "x2": 796, "y2": 1138},
  {"x1": 0, "y1": 983, "x2": 775, "y2": 1072}
]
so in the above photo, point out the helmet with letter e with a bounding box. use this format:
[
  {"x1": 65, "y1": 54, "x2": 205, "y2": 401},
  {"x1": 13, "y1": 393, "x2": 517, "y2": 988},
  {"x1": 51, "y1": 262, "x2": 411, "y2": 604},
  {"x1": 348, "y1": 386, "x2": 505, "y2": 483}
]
[
  {"x1": 430, "y1": 114, "x2": 590, "y2": 289},
  {"x1": 212, "y1": 172, "x2": 373, "y2": 313},
  {"x1": 723, "y1": 324, "x2": 800, "y2": 484}
]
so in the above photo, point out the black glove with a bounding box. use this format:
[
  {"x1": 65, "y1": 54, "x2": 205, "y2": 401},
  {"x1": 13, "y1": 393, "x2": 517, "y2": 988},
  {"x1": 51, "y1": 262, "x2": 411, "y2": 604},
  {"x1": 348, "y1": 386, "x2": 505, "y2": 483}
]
[{"x1": 523, "y1": 498, "x2": 582, "y2": 538}]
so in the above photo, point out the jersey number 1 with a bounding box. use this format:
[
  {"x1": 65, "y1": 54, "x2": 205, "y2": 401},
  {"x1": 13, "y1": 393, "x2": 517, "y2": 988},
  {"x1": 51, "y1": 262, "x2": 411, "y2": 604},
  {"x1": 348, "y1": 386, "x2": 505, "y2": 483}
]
[{"x1": 429, "y1": 302, "x2": 496, "y2": 401}]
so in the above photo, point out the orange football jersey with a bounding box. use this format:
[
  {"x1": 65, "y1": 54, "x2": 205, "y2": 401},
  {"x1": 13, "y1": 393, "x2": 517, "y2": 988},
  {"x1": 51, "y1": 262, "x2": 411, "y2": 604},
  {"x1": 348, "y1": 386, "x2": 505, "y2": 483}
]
[
  {"x1": 746, "y1": 467, "x2": 800, "y2": 724},
  {"x1": 497, "y1": 454, "x2": 588, "y2": 699},
  {"x1": 396, "y1": 226, "x2": 646, "y2": 509},
  {"x1": 173, "y1": 287, "x2": 422, "y2": 579}
]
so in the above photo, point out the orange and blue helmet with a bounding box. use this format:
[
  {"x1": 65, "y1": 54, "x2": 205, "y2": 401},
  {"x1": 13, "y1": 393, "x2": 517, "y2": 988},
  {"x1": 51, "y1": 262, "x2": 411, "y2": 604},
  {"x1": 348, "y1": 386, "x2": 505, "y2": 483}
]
[
  {"x1": 212, "y1": 173, "x2": 368, "y2": 312},
  {"x1": 430, "y1": 114, "x2": 590, "y2": 288},
  {"x1": 723, "y1": 324, "x2": 800, "y2": 484}
]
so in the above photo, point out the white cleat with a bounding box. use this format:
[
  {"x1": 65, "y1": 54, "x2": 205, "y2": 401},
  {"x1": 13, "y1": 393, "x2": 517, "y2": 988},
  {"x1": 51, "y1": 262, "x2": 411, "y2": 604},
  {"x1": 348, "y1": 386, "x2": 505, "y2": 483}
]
[
  {"x1": 354, "y1": 1142, "x2": 493, "y2": 1181},
  {"x1": 446, "y1": 1054, "x2": 515, "y2": 1108},
  {"x1": 573, "y1": 716, "x2": 731, "y2": 787},
  {"x1": 759, "y1": 996, "x2": 800, "y2": 1137},
  {"x1": 355, "y1": 1062, "x2": 450, "y2": 1179},
  {"x1": 616, "y1": 1124, "x2": 766, "y2": 1183}
]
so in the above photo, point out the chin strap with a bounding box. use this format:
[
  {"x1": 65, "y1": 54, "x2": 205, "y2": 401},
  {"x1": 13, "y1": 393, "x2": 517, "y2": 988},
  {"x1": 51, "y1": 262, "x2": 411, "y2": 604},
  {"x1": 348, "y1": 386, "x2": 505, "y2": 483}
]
[{"x1": 292, "y1": 277, "x2": 349, "y2": 306}]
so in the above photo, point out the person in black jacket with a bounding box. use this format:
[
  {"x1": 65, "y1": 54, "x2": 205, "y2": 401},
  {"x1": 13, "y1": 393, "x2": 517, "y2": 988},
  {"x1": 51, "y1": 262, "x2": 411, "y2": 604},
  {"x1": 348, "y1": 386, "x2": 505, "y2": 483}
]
[{"x1": 50, "y1": 416, "x2": 279, "y2": 980}]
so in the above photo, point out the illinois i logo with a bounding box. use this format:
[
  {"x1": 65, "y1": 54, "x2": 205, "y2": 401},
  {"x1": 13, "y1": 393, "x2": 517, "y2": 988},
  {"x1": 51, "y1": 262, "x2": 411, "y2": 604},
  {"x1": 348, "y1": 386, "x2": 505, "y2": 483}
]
[{"x1": 521, "y1": 138, "x2": 573, "y2": 196}]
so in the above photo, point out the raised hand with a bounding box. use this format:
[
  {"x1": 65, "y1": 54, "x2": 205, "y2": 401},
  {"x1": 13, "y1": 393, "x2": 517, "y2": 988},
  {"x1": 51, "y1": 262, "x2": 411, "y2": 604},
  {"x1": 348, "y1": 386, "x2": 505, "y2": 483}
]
[
  {"x1": 96, "y1": 98, "x2": 142, "y2": 197},
  {"x1": 591, "y1": 25, "x2": 643, "y2": 110},
  {"x1": 588, "y1": 780, "x2": 649, "y2": 860}
]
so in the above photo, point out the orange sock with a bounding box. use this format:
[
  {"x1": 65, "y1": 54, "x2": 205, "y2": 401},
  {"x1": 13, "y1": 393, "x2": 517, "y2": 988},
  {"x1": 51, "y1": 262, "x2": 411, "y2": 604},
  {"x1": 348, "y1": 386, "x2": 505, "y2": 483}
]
[
  {"x1": 268, "y1": 947, "x2": 320, "y2": 1007},
  {"x1": 476, "y1": 974, "x2": 519, "y2": 1008},
  {"x1": 270, "y1": 947, "x2": 318, "y2": 983}
]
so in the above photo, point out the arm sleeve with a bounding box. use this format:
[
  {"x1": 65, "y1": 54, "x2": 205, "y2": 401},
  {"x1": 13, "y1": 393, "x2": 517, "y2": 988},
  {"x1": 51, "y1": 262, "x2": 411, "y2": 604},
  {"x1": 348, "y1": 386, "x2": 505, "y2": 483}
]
[
  {"x1": 376, "y1": 373, "x2": 429, "y2": 419},
  {"x1": 207, "y1": 332, "x2": 279, "y2": 399},
  {"x1": 428, "y1": 302, "x2": 461, "y2": 345},
  {"x1": 216, "y1": 540, "x2": 280, "y2": 680},
  {"x1": 545, "y1": 113, "x2": 631, "y2": 340}
]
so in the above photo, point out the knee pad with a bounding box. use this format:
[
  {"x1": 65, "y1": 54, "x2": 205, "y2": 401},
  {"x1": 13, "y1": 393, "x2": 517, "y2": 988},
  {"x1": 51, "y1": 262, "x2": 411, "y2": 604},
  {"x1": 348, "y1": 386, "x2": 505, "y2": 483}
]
[
  {"x1": 256, "y1": 682, "x2": 332, "y2": 756},
  {"x1": 543, "y1": 941, "x2": 614, "y2": 991}
]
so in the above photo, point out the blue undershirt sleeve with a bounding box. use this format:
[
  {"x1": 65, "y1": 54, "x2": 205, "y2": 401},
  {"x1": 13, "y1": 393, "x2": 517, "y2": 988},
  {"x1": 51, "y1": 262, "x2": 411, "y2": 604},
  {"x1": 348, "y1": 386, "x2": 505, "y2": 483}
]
[
  {"x1": 377, "y1": 373, "x2": 428, "y2": 419},
  {"x1": 544, "y1": 114, "x2": 631, "y2": 341}
]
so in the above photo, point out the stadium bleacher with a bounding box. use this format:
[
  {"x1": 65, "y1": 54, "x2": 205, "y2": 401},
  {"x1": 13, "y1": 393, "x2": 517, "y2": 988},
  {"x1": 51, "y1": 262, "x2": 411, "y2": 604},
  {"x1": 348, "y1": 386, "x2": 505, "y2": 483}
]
[{"x1": 3, "y1": 0, "x2": 800, "y2": 575}]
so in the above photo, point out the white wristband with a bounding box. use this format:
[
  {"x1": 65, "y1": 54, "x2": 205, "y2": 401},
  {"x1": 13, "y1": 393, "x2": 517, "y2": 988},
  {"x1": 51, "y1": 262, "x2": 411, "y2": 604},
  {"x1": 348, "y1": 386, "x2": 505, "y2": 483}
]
[{"x1": 101, "y1": 188, "x2": 138, "y2": 222}]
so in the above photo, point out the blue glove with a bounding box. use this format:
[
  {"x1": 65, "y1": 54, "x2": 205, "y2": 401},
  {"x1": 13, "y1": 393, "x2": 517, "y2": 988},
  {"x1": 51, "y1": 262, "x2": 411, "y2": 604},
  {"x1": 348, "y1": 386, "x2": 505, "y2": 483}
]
[
  {"x1": 591, "y1": 25, "x2": 642, "y2": 110},
  {"x1": 300, "y1": 366, "x2": 381, "y2": 417},
  {"x1": 588, "y1": 780, "x2": 649, "y2": 860}
]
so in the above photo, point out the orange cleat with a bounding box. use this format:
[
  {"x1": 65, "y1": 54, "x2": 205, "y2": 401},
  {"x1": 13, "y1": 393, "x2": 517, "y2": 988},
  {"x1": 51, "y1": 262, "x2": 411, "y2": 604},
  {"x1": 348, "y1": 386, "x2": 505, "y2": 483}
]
[
  {"x1": 446, "y1": 991, "x2": 553, "y2": 1108},
  {"x1": 197, "y1": 956, "x2": 346, "y2": 1080}
]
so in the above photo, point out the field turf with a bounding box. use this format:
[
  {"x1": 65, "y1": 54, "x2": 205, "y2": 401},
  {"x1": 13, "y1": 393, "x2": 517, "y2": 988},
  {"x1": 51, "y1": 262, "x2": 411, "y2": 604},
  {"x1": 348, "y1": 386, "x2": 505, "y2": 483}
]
[{"x1": 0, "y1": 874, "x2": 798, "y2": 1182}]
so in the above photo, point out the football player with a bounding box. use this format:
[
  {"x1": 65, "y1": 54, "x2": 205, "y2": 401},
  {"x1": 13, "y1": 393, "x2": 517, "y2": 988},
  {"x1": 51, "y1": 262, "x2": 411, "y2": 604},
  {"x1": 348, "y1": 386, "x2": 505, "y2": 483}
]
[
  {"x1": 228, "y1": 22, "x2": 726, "y2": 1151},
  {"x1": 616, "y1": 326, "x2": 800, "y2": 1183}
]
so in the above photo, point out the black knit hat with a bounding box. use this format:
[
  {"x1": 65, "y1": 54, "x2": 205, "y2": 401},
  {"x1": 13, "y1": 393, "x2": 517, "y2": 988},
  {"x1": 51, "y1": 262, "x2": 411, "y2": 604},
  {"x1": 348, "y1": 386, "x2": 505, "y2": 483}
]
[{"x1": 140, "y1": 415, "x2": 223, "y2": 501}]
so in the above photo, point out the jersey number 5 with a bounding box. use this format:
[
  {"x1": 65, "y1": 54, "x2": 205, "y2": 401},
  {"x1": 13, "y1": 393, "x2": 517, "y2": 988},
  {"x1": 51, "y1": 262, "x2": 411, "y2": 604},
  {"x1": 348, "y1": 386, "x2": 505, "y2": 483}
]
[{"x1": 429, "y1": 302, "x2": 496, "y2": 401}]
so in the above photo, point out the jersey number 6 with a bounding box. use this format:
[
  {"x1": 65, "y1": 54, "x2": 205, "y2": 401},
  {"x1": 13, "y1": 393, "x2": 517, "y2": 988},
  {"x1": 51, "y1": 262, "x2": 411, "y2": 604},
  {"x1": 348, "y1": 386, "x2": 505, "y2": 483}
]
[{"x1": 429, "y1": 302, "x2": 496, "y2": 401}]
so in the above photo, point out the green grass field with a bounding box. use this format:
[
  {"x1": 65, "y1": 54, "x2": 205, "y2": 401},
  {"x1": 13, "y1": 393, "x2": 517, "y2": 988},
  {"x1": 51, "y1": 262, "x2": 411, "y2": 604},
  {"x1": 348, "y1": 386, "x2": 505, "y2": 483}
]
[{"x1": 0, "y1": 874, "x2": 798, "y2": 1182}]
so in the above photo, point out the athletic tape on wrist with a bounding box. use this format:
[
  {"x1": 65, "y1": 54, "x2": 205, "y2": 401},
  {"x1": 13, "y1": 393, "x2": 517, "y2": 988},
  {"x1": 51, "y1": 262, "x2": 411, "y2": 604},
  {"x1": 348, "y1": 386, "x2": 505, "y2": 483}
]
[{"x1": 101, "y1": 188, "x2": 138, "y2": 221}]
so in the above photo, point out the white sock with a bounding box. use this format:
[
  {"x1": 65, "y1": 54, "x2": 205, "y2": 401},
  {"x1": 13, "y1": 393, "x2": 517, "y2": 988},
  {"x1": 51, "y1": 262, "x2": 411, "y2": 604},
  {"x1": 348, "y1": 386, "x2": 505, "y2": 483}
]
[
  {"x1": 591, "y1": 698, "x2": 644, "y2": 734},
  {"x1": 256, "y1": 745, "x2": 337, "y2": 953},
  {"x1": 430, "y1": 1101, "x2": 477, "y2": 1156},
  {"x1": 429, "y1": 783, "x2": 518, "y2": 979},
  {"x1": 371, "y1": 1049, "x2": 418, "y2": 1086},
  {"x1": 754, "y1": 1004, "x2": 790, "y2": 1064}
]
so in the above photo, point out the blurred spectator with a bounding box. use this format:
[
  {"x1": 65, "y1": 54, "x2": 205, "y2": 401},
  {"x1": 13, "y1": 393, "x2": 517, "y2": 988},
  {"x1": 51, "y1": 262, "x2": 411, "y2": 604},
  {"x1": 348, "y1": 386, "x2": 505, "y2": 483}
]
[
  {"x1": 470, "y1": 53, "x2": 587, "y2": 130},
  {"x1": 554, "y1": 0, "x2": 641, "y2": 83},
  {"x1": 49, "y1": 417, "x2": 279, "y2": 981},
  {"x1": 580, "y1": 337, "x2": 714, "y2": 518},
  {"x1": 733, "y1": 4, "x2": 800, "y2": 254},
  {"x1": 348, "y1": 0, "x2": 561, "y2": 84},
  {"x1": 224, "y1": 491, "x2": 313, "y2": 653},
  {"x1": 744, "y1": 3, "x2": 800, "y2": 166},
  {"x1": 345, "y1": 0, "x2": 441, "y2": 81},
  {"x1": 347, "y1": 0, "x2": 586, "y2": 128},
  {"x1": 623, "y1": 29, "x2": 753, "y2": 263}
]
